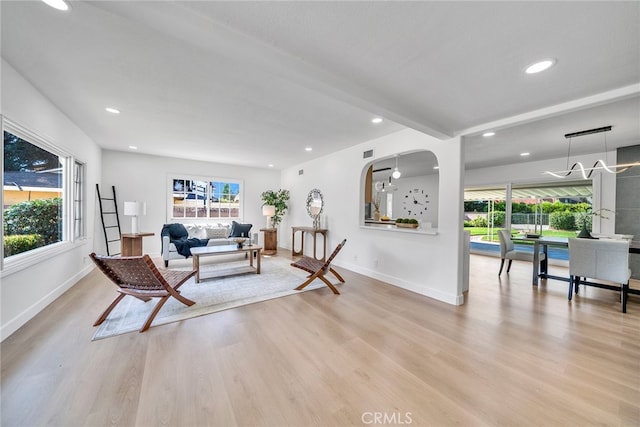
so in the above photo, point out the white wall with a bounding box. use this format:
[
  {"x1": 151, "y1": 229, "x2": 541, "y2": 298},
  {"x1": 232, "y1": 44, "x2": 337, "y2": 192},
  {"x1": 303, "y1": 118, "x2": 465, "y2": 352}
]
[
  {"x1": 280, "y1": 129, "x2": 466, "y2": 305},
  {"x1": 1, "y1": 60, "x2": 102, "y2": 340},
  {"x1": 464, "y1": 151, "x2": 618, "y2": 234},
  {"x1": 391, "y1": 174, "x2": 439, "y2": 226},
  {"x1": 100, "y1": 150, "x2": 281, "y2": 256}
]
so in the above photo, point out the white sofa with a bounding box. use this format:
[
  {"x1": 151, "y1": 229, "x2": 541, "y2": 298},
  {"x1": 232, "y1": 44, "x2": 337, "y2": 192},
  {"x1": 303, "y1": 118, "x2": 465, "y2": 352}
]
[{"x1": 161, "y1": 223, "x2": 257, "y2": 267}]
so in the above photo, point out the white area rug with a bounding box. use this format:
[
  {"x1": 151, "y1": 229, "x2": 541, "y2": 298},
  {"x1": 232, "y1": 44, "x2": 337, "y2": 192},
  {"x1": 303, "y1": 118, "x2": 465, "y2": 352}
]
[{"x1": 92, "y1": 256, "x2": 335, "y2": 340}]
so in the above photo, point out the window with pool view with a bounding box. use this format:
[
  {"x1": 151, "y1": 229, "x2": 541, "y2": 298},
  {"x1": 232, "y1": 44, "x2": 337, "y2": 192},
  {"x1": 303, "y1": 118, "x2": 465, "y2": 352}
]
[{"x1": 464, "y1": 182, "x2": 592, "y2": 259}]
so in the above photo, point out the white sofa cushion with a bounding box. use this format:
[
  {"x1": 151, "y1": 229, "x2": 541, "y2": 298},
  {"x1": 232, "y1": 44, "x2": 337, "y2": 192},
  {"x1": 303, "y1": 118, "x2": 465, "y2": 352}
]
[
  {"x1": 162, "y1": 222, "x2": 245, "y2": 265},
  {"x1": 205, "y1": 226, "x2": 230, "y2": 239},
  {"x1": 181, "y1": 223, "x2": 231, "y2": 239}
]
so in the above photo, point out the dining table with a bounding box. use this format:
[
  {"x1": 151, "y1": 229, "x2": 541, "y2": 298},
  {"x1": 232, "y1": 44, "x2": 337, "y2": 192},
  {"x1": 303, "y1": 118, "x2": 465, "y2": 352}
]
[{"x1": 512, "y1": 235, "x2": 640, "y2": 294}]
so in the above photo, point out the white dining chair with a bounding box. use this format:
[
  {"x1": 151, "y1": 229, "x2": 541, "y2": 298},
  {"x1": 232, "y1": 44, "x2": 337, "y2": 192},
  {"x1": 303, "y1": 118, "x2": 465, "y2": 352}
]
[
  {"x1": 497, "y1": 229, "x2": 546, "y2": 275},
  {"x1": 568, "y1": 238, "x2": 631, "y2": 313}
]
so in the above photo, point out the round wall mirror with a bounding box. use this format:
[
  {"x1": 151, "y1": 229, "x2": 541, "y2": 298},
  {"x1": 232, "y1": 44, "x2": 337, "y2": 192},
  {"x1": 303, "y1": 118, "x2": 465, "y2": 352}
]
[{"x1": 306, "y1": 189, "x2": 324, "y2": 218}]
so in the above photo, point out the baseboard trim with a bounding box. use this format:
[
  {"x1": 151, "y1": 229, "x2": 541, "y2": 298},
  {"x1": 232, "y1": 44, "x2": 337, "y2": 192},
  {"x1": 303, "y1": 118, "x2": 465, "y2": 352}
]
[
  {"x1": 1, "y1": 264, "x2": 95, "y2": 342},
  {"x1": 336, "y1": 261, "x2": 462, "y2": 306}
]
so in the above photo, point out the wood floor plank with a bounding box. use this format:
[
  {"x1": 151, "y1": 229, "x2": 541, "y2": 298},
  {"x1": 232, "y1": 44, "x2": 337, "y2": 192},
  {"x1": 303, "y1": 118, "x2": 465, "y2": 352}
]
[{"x1": 1, "y1": 253, "x2": 638, "y2": 426}]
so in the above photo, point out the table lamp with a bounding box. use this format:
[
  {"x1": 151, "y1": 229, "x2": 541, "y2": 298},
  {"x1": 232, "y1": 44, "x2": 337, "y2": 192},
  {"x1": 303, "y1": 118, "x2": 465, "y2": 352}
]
[
  {"x1": 124, "y1": 201, "x2": 146, "y2": 234},
  {"x1": 262, "y1": 205, "x2": 276, "y2": 229}
]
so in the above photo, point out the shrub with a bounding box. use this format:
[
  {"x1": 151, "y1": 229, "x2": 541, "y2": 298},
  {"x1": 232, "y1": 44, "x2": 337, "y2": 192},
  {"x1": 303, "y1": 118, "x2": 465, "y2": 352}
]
[
  {"x1": 472, "y1": 216, "x2": 488, "y2": 227},
  {"x1": 511, "y1": 202, "x2": 532, "y2": 213},
  {"x1": 550, "y1": 211, "x2": 576, "y2": 230},
  {"x1": 3, "y1": 234, "x2": 45, "y2": 257},
  {"x1": 575, "y1": 213, "x2": 593, "y2": 231},
  {"x1": 490, "y1": 211, "x2": 506, "y2": 227},
  {"x1": 3, "y1": 198, "x2": 62, "y2": 245},
  {"x1": 408, "y1": 218, "x2": 418, "y2": 224}
]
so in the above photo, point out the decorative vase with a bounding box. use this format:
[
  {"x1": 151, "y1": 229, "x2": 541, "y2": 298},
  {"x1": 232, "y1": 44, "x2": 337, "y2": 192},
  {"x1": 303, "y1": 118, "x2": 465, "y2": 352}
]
[
  {"x1": 577, "y1": 223, "x2": 595, "y2": 239},
  {"x1": 374, "y1": 210, "x2": 381, "y2": 221}
]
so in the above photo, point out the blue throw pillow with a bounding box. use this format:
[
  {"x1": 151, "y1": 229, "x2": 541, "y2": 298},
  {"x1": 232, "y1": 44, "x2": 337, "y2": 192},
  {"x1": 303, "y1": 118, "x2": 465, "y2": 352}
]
[{"x1": 230, "y1": 221, "x2": 252, "y2": 237}]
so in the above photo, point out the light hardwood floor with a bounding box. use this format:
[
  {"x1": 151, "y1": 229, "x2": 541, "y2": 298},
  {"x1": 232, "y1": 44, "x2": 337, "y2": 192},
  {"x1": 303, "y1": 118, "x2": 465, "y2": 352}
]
[{"x1": 1, "y1": 252, "x2": 639, "y2": 426}]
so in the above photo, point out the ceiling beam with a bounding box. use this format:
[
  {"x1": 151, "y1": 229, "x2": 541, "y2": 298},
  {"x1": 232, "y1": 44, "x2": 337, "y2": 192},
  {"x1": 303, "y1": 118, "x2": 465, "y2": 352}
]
[
  {"x1": 457, "y1": 84, "x2": 640, "y2": 138},
  {"x1": 90, "y1": 1, "x2": 453, "y2": 140}
]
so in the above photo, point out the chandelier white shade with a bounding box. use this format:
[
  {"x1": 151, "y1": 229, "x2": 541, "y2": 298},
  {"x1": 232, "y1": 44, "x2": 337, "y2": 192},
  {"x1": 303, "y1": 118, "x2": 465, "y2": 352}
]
[{"x1": 392, "y1": 155, "x2": 402, "y2": 179}]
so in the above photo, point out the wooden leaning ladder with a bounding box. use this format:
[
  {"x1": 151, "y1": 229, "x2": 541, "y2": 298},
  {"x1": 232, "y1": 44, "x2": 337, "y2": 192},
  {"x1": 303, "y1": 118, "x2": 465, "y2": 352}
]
[{"x1": 96, "y1": 184, "x2": 122, "y2": 256}]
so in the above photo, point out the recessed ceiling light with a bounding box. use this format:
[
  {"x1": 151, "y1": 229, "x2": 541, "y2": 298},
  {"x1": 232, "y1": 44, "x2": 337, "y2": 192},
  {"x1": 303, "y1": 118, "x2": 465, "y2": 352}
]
[
  {"x1": 433, "y1": 166, "x2": 440, "y2": 170},
  {"x1": 42, "y1": 0, "x2": 69, "y2": 11},
  {"x1": 520, "y1": 152, "x2": 530, "y2": 157},
  {"x1": 483, "y1": 131, "x2": 495, "y2": 137},
  {"x1": 525, "y1": 59, "x2": 556, "y2": 74},
  {"x1": 268, "y1": 164, "x2": 274, "y2": 168},
  {"x1": 128, "y1": 145, "x2": 138, "y2": 150},
  {"x1": 371, "y1": 117, "x2": 383, "y2": 124},
  {"x1": 305, "y1": 147, "x2": 312, "y2": 152},
  {"x1": 105, "y1": 107, "x2": 120, "y2": 114}
]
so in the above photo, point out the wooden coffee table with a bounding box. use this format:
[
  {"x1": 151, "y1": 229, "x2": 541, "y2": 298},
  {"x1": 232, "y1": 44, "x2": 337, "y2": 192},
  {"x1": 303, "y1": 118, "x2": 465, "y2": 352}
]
[{"x1": 191, "y1": 244, "x2": 262, "y2": 283}]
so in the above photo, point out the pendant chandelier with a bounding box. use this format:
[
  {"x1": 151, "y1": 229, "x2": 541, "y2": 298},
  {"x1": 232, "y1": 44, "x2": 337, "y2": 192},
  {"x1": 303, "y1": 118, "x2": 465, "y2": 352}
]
[
  {"x1": 374, "y1": 176, "x2": 398, "y2": 192},
  {"x1": 392, "y1": 155, "x2": 402, "y2": 179},
  {"x1": 544, "y1": 126, "x2": 640, "y2": 179}
]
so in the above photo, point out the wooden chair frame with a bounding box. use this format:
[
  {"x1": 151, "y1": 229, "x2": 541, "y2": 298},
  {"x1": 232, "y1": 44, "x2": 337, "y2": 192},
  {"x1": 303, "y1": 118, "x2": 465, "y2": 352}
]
[
  {"x1": 291, "y1": 239, "x2": 346, "y2": 294},
  {"x1": 90, "y1": 253, "x2": 196, "y2": 332}
]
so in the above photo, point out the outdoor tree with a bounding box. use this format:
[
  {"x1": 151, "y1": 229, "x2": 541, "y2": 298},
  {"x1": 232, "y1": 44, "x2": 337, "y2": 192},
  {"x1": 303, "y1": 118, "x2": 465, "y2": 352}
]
[
  {"x1": 222, "y1": 183, "x2": 231, "y2": 202},
  {"x1": 4, "y1": 132, "x2": 60, "y2": 172}
]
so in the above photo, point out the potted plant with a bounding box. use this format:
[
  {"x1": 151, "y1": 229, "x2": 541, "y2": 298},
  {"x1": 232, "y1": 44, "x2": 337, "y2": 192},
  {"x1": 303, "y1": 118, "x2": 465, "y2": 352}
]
[
  {"x1": 261, "y1": 189, "x2": 290, "y2": 228},
  {"x1": 576, "y1": 208, "x2": 614, "y2": 238}
]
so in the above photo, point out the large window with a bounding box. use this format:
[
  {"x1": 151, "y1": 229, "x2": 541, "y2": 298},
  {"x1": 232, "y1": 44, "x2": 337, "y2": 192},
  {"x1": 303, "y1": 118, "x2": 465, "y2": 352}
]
[
  {"x1": 2, "y1": 118, "x2": 84, "y2": 263},
  {"x1": 509, "y1": 182, "x2": 592, "y2": 238},
  {"x1": 465, "y1": 182, "x2": 592, "y2": 260},
  {"x1": 170, "y1": 176, "x2": 242, "y2": 220}
]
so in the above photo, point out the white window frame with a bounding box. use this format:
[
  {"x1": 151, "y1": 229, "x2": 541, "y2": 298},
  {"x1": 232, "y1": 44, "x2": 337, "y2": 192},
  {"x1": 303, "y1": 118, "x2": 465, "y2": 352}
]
[
  {"x1": 167, "y1": 174, "x2": 244, "y2": 222},
  {"x1": 72, "y1": 160, "x2": 86, "y2": 241},
  {"x1": 1, "y1": 117, "x2": 85, "y2": 275}
]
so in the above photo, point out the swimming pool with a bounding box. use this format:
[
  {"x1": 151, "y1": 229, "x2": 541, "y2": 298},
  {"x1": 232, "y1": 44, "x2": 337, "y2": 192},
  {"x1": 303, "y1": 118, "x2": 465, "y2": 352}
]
[{"x1": 470, "y1": 241, "x2": 569, "y2": 260}]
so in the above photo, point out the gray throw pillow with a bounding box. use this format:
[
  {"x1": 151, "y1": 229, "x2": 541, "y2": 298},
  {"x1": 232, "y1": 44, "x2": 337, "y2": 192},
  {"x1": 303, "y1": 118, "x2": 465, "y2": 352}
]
[{"x1": 230, "y1": 221, "x2": 252, "y2": 237}]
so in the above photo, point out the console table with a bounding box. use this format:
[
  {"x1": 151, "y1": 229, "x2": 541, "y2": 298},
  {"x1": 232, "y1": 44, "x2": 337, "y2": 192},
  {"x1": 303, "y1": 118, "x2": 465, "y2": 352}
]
[
  {"x1": 121, "y1": 232, "x2": 154, "y2": 256},
  {"x1": 291, "y1": 226, "x2": 328, "y2": 261}
]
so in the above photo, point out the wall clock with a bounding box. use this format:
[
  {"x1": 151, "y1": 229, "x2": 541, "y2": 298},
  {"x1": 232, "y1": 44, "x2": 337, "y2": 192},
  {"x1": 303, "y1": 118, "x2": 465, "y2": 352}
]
[{"x1": 402, "y1": 189, "x2": 429, "y2": 216}]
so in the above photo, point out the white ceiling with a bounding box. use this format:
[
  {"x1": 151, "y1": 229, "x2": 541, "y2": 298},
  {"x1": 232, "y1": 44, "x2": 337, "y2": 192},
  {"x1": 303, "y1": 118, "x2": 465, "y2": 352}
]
[{"x1": 2, "y1": 1, "x2": 639, "y2": 171}]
